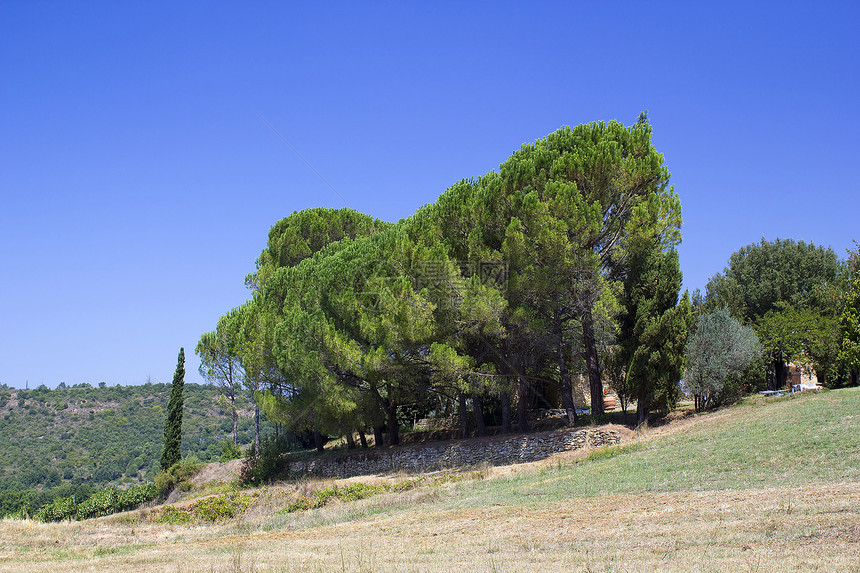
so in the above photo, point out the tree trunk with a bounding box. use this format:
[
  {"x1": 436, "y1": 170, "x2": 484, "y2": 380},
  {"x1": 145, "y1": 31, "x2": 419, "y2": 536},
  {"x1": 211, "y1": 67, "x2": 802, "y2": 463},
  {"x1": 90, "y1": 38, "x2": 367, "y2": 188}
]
[
  {"x1": 358, "y1": 430, "x2": 368, "y2": 448},
  {"x1": 253, "y1": 404, "x2": 261, "y2": 453},
  {"x1": 618, "y1": 389, "x2": 630, "y2": 417},
  {"x1": 517, "y1": 371, "x2": 530, "y2": 433},
  {"x1": 555, "y1": 310, "x2": 577, "y2": 426},
  {"x1": 345, "y1": 431, "x2": 356, "y2": 450},
  {"x1": 851, "y1": 369, "x2": 859, "y2": 387},
  {"x1": 473, "y1": 394, "x2": 486, "y2": 437},
  {"x1": 636, "y1": 385, "x2": 649, "y2": 426},
  {"x1": 231, "y1": 407, "x2": 238, "y2": 447},
  {"x1": 313, "y1": 429, "x2": 324, "y2": 453},
  {"x1": 582, "y1": 311, "x2": 605, "y2": 417},
  {"x1": 373, "y1": 426, "x2": 385, "y2": 448},
  {"x1": 386, "y1": 402, "x2": 400, "y2": 446},
  {"x1": 774, "y1": 353, "x2": 787, "y2": 390},
  {"x1": 500, "y1": 391, "x2": 512, "y2": 433},
  {"x1": 458, "y1": 393, "x2": 469, "y2": 438}
]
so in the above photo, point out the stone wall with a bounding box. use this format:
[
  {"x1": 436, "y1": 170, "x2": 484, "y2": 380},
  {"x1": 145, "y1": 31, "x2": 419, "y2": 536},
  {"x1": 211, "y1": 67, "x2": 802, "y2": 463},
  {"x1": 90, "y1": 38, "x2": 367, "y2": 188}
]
[{"x1": 288, "y1": 428, "x2": 622, "y2": 479}]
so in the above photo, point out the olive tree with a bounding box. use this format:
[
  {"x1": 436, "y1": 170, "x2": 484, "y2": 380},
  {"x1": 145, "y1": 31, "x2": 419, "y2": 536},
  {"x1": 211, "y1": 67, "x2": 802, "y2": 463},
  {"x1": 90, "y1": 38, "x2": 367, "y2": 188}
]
[{"x1": 685, "y1": 308, "x2": 762, "y2": 411}]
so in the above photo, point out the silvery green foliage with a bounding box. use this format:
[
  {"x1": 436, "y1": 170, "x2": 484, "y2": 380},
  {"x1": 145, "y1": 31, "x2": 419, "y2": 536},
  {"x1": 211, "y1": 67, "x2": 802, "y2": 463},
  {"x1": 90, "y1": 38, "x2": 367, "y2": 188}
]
[{"x1": 685, "y1": 308, "x2": 762, "y2": 410}]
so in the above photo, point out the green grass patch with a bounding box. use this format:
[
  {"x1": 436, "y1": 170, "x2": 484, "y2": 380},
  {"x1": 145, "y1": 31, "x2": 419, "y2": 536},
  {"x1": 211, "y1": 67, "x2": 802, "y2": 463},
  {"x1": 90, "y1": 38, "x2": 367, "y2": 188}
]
[
  {"x1": 445, "y1": 388, "x2": 860, "y2": 508},
  {"x1": 279, "y1": 470, "x2": 488, "y2": 515},
  {"x1": 281, "y1": 483, "x2": 389, "y2": 513},
  {"x1": 583, "y1": 441, "x2": 645, "y2": 462}
]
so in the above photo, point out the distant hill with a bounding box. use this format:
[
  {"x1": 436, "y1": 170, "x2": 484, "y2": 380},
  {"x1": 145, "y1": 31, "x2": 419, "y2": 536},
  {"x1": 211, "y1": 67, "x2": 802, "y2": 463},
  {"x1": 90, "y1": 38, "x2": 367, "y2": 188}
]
[{"x1": 0, "y1": 382, "x2": 268, "y2": 492}]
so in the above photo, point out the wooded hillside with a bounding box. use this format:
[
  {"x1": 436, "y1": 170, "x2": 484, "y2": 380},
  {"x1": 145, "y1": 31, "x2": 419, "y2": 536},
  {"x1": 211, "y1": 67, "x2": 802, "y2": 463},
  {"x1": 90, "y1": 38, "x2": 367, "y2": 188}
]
[{"x1": 0, "y1": 382, "x2": 271, "y2": 515}]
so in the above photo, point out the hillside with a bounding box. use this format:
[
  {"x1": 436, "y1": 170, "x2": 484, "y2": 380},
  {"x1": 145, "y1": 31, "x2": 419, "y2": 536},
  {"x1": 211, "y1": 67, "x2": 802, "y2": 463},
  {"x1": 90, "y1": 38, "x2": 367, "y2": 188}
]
[
  {"x1": 0, "y1": 383, "x2": 272, "y2": 511},
  {"x1": 1, "y1": 387, "x2": 858, "y2": 572}
]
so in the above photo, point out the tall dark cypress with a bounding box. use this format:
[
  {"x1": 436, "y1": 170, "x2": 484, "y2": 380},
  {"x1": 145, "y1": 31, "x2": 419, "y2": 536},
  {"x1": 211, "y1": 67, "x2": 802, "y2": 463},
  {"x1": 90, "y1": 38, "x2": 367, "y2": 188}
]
[
  {"x1": 618, "y1": 243, "x2": 689, "y2": 425},
  {"x1": 160, "y1": 348, "x2": 185, "y2": 470}
]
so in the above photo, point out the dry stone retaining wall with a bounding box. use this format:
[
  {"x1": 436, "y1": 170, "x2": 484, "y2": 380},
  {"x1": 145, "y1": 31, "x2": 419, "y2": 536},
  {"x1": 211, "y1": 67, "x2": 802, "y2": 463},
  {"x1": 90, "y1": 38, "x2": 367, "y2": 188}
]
[{"x1": 288, "y1": 428, "x2": 621, "y2": 479}]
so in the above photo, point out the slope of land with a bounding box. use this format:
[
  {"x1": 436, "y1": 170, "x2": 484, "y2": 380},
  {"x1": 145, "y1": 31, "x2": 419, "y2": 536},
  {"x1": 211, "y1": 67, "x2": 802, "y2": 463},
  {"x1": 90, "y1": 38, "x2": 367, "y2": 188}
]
[
  {"x1": 0, "y1": 383, "x2": 269, "y2": 492},
  {"x1": 1, "y1": 388, "x2": 858, "y2": 572}
]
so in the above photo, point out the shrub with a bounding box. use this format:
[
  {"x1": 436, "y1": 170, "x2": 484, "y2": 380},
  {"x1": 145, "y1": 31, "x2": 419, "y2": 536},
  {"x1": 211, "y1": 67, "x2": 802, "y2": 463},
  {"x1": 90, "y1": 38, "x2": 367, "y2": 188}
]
[
  {"x1": 281, "y1": 483, "x2": 391, "y2": 514},
  {"x1": 154, "y1": 492, "x2": 253, "y2": 523},
  {"x1": 71, "y1": 483, "x2": 158, "y2": 521},
  {"x1": 192, "y1": 493, "x2": 253, "y2": 521},
  {"x1": 685, "y1": 308, "x2": 762, "y2": 411},
  {"x1": 75, "y1": 488, "x2": 119, "y2": 520},
  {"x1": 34, "y1": 495, "x2": 76, "y2": 522},
  {"x1": 219, "y1": 441, "x2": 243, "y2": 462},
  {"x1": 154, "y1": 457, "x2": 203, "y2": 498},
  {"x1": 156, "y1": 505, "x2": 194, "y2": 525},
  {"x1": 116, "y1": 483, "x2": 158, "y2": 511},
  {"x1": 239, "y1": 437, "x2": 290, "y2": 486}
]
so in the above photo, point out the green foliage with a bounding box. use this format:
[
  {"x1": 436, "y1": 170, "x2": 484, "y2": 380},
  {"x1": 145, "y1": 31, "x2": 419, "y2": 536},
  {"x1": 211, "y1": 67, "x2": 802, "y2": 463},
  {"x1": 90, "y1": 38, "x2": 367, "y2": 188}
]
[
  {"x1": 0, "y1": 482, "x2": 93, "y2": 520},
  {"x1": 196, "y1": 310, "x2": 245, "y2": 446},
  {"x1": 282, "y1": 482, "x2": 406, "y2": 514},
  {"x1": 116, "y1": 483, "x2": 158, "y2": 510},
  {"x1": 34, "y1": 494, "x2": 77, "y2": 522},
  {"x1": 161, "y1": 348, "x2": 186, "y2": 471},
  {"x1": 685, "y1": 308, "x2": 762, "y2": 410},
  {"x1": 154, "y1": 492, "x2": 254, "y2": 523},
  {"x1": 239, "y1": 436, "x2": 290, "y2": 485},
  {"x1": 619, "y1": 243, "x2": 690, "y2": 423},
  {"x1": 0, "y1": 381, "x2": 273, "y2": 512},
  {"x1": 705, "y1": 238, "x2": 846, "y2": 387},
  {"x1": 34, "y1": 483, "x2": 159, "y2": 522},
  {"x1": 219, "y1": 440, "x2": 243, "y2": 462},
  {"x1": 246, "y1": 207, "x2": 391, "y2": 292},
  {"x1": 838, "y1": 252, "x2": 860, "y2": 380},
  {"x1": 188, "y1": 492, "x2": 253, "y2": 521},
  {"x1": 155, "y1": 505, "x2": 194, "y2": 524},
  {"x1": 153, "y1": 457, "x2": 203, "y2": 497},
  {"x1": 212, "y1": 118, "x2": 685, "y2": 443},
  {"x1": 705, "y1": 238, "x2": 843, "y2": 322},
  {"x1": 756, "y1": 305, "x2": 832, "y2": 371},
  {"x1": 74, "y1": 487, "x2": 119, "y2": 520}
]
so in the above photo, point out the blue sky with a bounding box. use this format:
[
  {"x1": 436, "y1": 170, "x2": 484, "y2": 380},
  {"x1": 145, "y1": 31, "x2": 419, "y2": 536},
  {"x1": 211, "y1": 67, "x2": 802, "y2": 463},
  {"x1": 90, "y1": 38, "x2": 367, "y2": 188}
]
[{"x1": 1, "y1": 1, "x2": 857, "y2": 389}]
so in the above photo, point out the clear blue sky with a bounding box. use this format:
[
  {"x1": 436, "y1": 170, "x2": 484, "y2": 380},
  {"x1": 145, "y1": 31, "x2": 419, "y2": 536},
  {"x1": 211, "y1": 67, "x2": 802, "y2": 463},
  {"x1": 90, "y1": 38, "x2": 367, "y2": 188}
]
[{"x1": 1, "y1": 1, "x2": 857, "y2": 389}]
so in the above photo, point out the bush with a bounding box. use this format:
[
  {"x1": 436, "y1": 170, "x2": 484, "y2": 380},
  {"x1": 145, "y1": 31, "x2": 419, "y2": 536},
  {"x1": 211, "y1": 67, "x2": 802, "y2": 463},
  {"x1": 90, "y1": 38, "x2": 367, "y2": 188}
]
[
  {"x1": 192, "y1": 493, "x2": 253, "y2": 521},
  {"x1": 75, "y1": 488, "x2": 119, "y2": 520},
  {"x1": 153, "y1": 457, "x2": 203, "y2": 498},
  {"x1": 282, "y1": 483, "x2": 390, "y2": 514},
  {"x1": 35, "y1": 495, "x2": 76, "y2": 522},
  {"x1": 156, "y1": 505, "x2": 194, "y2": 525},
  {"x1": 24, "y1": 482, "x2": 157, "y2": 522},
  {"x1": 239, "y1": 437, "x2": 290, "y2": 486},
  {"x1": 685, "y1": 308, "x2": 762, "y2": 411},
  {"x1": 116, "y1": 483, "x2": 157, "y2": 511},
  {"x1": 154, "y1": 492, "x2": 253, "y2": 523},
  {"x1": 219, "y1": 441, "x2": 243, "y2": 462}
]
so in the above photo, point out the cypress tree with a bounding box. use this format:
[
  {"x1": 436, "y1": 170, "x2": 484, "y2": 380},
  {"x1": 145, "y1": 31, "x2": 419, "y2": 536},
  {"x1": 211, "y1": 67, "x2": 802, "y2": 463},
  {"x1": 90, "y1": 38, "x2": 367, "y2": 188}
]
[
  {"x1": 160, "y1": 348, "x2": 185, "y2": 471},
  {"x1": 619, "y1": 243, "x2": 690, "y2": 425}
]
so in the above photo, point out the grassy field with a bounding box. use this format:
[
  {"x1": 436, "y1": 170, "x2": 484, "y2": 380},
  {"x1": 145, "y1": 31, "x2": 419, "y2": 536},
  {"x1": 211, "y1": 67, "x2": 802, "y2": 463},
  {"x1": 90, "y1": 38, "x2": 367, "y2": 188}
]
[{"x1": 1, "y1": 388, "x2": 859, "y2": 572}]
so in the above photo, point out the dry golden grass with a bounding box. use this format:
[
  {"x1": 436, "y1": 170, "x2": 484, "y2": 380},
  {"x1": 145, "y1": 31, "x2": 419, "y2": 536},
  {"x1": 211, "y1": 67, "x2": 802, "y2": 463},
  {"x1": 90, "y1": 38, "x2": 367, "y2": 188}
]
[
  {"x1": 2, "y1": 389, "x2": 859, "y2": 572},
  {"x1": 2, "y1": 481, "x2": 858, "y2": 572}
]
